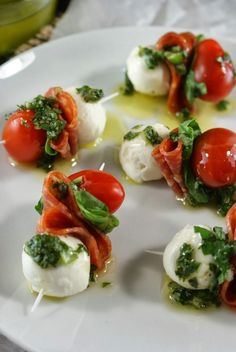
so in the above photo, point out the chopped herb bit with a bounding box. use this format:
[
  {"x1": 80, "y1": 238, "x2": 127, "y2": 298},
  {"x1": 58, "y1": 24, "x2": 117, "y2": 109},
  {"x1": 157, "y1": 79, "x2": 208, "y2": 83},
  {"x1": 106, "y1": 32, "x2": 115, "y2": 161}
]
[
  {"x1": 102, "y1": 281, "x2": 111, "y2": 288},
  {"x1": 19, "y1": 95, "x2": 65, "y2": 141},
  {"x1": 188, "y1": 277, "x2": 198, "y2": 288},
  {"x1": 138, "y1": 46, "x2": 164, "y2": 69},
  {"x1": 175, "y1": 243, "x2": 200, "y2": 280},
  {"x1": 73, "y1": 187, "x2": 119, "y2": 234},
  {"x1": 175, "y1": 107, "x2": 191, "y2": 121},
  {"x1": 123, "y1": 130, "x2": 140, "y2": 141},
  {"x1": 143, "y1": 126, "x2": 162, "y2": 146},
  {"x1": 168, "y1": 281, "x2": 221, "y2": 309},
  {"x1": 24, "y1": 234, "x2": 84, "y2": 269},
  {"x1": 194, "y1": 226, "x2": 236, "y2": 285},
  {"x1": 90, "y1": 264, "x2": 97, "y2": 283},
  {"x1": 216, "y1": 100, "x2": 229, "y2": 111},
  {"x1": 215, "y1": 185, "x2": 236, "y2": 216},
  {"x1": 36, "y1": 152, "x2": 56, "y2": 172},
  {"x1": 52, "y1": 181, "x2": 68, "y2": 200},
  {"x1": 76, "y1": 85, "x2": 104, "y2": 103},
  {"x1": 196, "y1": 34, "x2": 205, "y2": 42},
  {"x1": 164, "y1": 51, "x2": 186, "y2": 65},
  {"x1": 21, "y1": 118, "x2": 29, "y2": 128},
  {"x1": 35, "y1": 197, "x2": 43, "y2": 215},
  {"x1": 175, "y1": 63, "x2": 187, "y2": 76},
  {"x1": 185, "y1": 70, "x2": 207, "y2": 103},
  {"x1": 121, "y1": 71, "x2": 135, "y2": 95},
  {"x1": 216, "y1": 52, "x2": 231, "y2": 64}
]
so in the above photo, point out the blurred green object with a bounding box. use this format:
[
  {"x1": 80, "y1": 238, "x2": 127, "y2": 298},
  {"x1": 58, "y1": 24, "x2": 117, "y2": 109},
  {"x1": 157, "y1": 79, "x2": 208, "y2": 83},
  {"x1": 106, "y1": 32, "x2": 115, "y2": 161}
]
[{"x1": 0, "y1": 0, "x2": 57, "y2": 57}]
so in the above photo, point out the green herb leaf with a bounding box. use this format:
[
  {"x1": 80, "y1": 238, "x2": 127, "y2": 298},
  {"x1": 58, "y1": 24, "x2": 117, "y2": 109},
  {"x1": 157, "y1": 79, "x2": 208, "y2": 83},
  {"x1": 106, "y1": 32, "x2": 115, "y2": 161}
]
[
  {"x1": 183, "y1": 161, "x2": 210, "y2": 205},
  {"x1": 123, "y1": 130, "x2": 140, "y2": 141},
  {"x1": 175, "y1": 107, "x2": 191, "y2": 122},
  {"x1": 138, "y1": 46, "x2": 164, "y2": 69},
  {"x1": 24, "y1": 234, "x2": 86, "y2": 269},
  {"x1": 89, "y1": 264, "x2": 97, "y2": 283},
  {"x1": 44, "y1": 137, "x2": 58, "y2": 156},
  {"x1": 20, "y1": 95, "x2": 65, "y2": 141},
  {"x1": 76, "y1": 85, "x2": 104, "y2": 103},
  {"x1": 175, "y1": 243, "x2": 200, "y2": 280},
  {"x1": 216, "y1": 100, "x2": 229, "y2": 111},
  {"x1": 73, "y1": 188, "x2": 119, "y2": 233},
  {"x1": 215, "y1": 185, "x2": 236, "y2": 216},
  {"x1": 196, "y1": 34, "x2": 205, "y2": 42},
  {"x1": 36, "y1": 152, "x2": 56, "y2": 172},
  {"x1": 168, "y1": 280, "x2": 221, "y2": 309},
  {"x1": 35, "y1": 197, "x2": 43, "y2": 215},
  {"x1": 185, "y1": 70, "x2": 208, "y2": 103},
  {"x1": 120, "y1": 71, "x2": 135, "y2": 95},
  {"x1": 170, "y1": 119, "x2": 201, "y2": 159},
  {"x1": 102, "y1": 281, "x2": 111, "y2": 288},
  {"x1": 143, "y1": 126, "x2": 162, "y2": 146},
  {"x1": 194, "y1": 226, "x2": 235, "y2": 285}
]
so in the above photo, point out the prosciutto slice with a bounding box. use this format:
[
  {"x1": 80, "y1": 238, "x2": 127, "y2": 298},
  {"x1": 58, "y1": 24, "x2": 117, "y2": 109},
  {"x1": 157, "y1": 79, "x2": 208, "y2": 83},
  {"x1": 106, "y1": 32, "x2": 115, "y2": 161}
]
[
  {"x1": 152, "y1": 137, "x2": 187, "y2": 198},
  {"x1": 220, "y1": 204, "x2": 236, "y2": 307},
  {"x1": 45, "y1": 87, "x2": 79, "y2": 158},
  {"x1": 156, "y1": 32, "x2": 196, "y2": 114},
  {"x1": 37, "y1": 171, "x2": 112, "y2": 270}
]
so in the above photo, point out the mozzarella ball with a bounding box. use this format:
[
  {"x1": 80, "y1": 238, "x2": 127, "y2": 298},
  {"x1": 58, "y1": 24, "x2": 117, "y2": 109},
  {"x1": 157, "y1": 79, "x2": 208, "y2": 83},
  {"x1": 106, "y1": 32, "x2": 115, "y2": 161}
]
[
  {"x1": 65, "y1": 87, "x2": 106, "y2": 145},
  {"x1": 163, "y1": 225, "x2": 215, "y2": 290},
  {"x1": 22, "y1": 235, "x2": 90, "y2": 297},
  {"x1": 126, "y1": 46, "x2": 170, "y2": 96},
  {"x1": 119, "y1": 123, "x2": 169, "y2": 183}
]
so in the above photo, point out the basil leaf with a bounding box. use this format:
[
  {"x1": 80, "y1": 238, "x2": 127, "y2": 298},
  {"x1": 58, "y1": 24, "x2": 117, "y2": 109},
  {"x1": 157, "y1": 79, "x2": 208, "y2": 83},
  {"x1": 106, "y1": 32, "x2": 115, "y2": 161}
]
[
  {"x1": 73, "y1": 188, "x2": 119, "y2": 234},
  {"x1": 45, "y1": 137, "x2": 58, "y2": 156},
  {"x1": 121, "y1": 71, "x2": 134, "y2": 96},
  {"x1": 185, "y1": 70, "x2": 207, "y2": 103},
  {"x1": 183, "y1": 161, "x2": 209, "y2": 205},
  {"x1": 138, "y1": 46, "x2": 164, "y2": 69},
  {"x1": 123, "y1": 130, "x2": 140, "y2": 141},
  {"x1": 170, "y1": 119, "x2": 202, "y2": 160},
  {"x1": 35, "y1": 197, "x2": 43, "y2": 215}
]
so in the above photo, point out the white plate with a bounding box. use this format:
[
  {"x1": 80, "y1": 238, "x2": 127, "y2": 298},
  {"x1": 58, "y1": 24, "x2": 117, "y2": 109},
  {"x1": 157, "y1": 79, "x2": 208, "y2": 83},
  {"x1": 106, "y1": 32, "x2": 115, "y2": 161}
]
[{"x1": 1, "y1": 26, "x2": 236, "y2": 352}]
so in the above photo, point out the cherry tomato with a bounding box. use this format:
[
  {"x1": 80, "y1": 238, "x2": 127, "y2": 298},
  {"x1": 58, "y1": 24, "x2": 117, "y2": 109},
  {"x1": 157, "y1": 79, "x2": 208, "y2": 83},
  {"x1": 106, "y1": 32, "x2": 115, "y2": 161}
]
[
  {"x1": 191, "y1": 128, "x2": 236, "y2": 188},
  {"x1": 69, "y1": 170, "x2": 125, "y2": 213},
  {"x1": 2, "y1": 110, "x2": 46, "y2": 162},
  {"x1": 193, "y1": 39, "x2": 235, "y2": 102}
]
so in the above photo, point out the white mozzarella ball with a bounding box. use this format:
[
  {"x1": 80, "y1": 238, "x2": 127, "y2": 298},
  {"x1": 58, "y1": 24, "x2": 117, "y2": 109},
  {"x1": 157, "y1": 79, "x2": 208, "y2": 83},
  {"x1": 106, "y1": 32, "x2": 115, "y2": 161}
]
[
  {"x1": 119, "y1": 123, "x2": 169, "y2": 183},
  {"x1": 65, "y1": 87, "x2": 106, "y2": 145},
  {"x1": 126, "y1": 46, "x2": 170, "y2": 96},
  {"x1": 163, "y1": 225, "x2": 215, "y2": 290},
  {"x1": 22, "y1": 235, "x2": 90, "y2": 297}
]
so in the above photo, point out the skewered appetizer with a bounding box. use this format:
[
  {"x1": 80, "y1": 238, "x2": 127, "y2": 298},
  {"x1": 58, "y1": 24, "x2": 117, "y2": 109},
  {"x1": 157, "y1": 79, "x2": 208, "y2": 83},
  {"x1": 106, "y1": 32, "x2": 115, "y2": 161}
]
[
  {"x1": 119, "y1": 123, "x2": 169, "y2": 183},
  {"x1": 152, "y1": 119, "x2": 236, "y2": 215},
  {"x1": 123, "y1": 32, "x2": 236, "y2": 114},
  {"x1": 2, "y1": 85, "x2": 106, "y2": 171},
  {"x1": 163, "y1": 204, "x2": 236, "y2": 309},
  {"x1": 22, "y1": 169, "x2": 125, "y2": 297}
]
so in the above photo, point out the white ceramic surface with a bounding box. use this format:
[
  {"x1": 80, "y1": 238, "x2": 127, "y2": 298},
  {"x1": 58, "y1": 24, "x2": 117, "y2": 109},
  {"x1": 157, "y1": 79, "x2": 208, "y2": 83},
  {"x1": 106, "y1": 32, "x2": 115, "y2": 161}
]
[{"x1": 0, "y1": 27, "x2": 236, "y2": 352}]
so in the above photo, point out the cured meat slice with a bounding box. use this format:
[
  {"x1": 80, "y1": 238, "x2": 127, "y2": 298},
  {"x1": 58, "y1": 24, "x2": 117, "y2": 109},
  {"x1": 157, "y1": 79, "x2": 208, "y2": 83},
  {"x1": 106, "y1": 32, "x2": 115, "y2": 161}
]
[
  {"x1": 152, "y1": 137, "x2": 187, "y2": 198},
  {"x1": 45, "y1": 87, "x2": 79, "y2": 158},
  {"x1": 38, "y1": 171, "x2": 112, "y2": 270},
  {"x1": 220, "y1": 204, "x2": 236, "y2": 307},
  {"x1": 156, "y1": 31, "x2": 196, "y2": 114}
]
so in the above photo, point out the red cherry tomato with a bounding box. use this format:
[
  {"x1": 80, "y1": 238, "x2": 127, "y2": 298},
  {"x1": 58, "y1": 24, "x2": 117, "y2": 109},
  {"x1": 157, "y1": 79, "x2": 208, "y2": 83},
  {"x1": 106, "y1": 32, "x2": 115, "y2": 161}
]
[
  {"x1": 69, "y1": 170, "x2": 125, "y2": 213},
  {"x1": 191, "y1": 128, "x2": 236, "y2": 188},
  {"x1": 2, "y1": 110, "x2": 46, "y2": 162},
  {"x1": 193, "y1": 39, "x2": 236, "y2": 102}
]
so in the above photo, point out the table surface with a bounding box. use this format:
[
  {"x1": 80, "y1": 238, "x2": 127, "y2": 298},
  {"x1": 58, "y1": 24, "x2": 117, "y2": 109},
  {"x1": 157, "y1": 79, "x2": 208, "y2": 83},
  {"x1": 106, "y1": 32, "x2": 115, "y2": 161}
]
[{"x1": 2, "y1": 0, "x2": 236, "y2": 350}]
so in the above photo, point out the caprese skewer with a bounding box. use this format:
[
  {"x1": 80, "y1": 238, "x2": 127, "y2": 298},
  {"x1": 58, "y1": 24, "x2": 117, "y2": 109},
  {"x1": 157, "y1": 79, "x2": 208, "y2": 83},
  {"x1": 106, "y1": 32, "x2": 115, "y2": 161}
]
[
  {"x1": 22, "y1": 169, "x2": 125, "y2": 303},
  {"x1": 123, "y1": 32, "x2": 236, "y2": 115}
]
